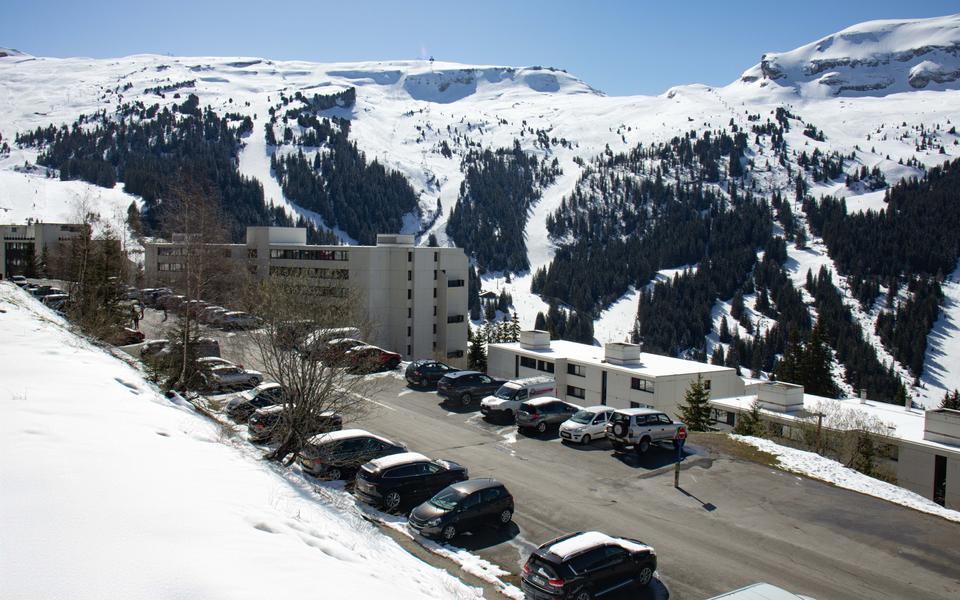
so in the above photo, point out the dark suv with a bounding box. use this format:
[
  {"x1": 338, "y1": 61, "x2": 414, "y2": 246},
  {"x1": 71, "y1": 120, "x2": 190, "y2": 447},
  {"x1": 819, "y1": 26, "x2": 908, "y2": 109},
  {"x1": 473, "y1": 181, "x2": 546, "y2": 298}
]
[
  {"x1": 516, "y1": 398, "x2": 582, "y2": 435},
  {"x1": 521, "y1": 531, "x2": 657, "y2": 599},
  {"x1": 247, "y1": 405, "x2": 342, "y2": 444},
  {"x1": 297, "y1": 429, "x2": 406, "y2": 480},
  {"x1": 405, "y1": 360, "x2": 458, "y2": 388},
  {"x1": 408, "y1": 478, "x2": 514, "y2": 541},
  {"x1": 354, "y1": 452, "x2": 468, "y2": 512},
  {"x1": 225, "y1": 383, "x2": 285, "y2": 423},
  {"x1": 436, "y1": 371, "x2": 506, "y2": 407}
]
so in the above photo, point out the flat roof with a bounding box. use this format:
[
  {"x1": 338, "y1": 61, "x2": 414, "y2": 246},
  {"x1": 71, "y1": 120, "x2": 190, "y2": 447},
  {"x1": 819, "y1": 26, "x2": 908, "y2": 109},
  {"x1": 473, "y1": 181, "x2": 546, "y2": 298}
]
[
  {"x1": 711, "y1": 393, "x2": 960, "y2": 455},
  {"x1": 489, "y1": 340, "x2": 735, "y2": 379}
]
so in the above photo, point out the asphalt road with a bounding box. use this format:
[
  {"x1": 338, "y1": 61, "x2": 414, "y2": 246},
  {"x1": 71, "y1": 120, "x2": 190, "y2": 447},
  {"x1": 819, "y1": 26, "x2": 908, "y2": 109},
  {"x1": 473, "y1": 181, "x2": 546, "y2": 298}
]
[{"x1": 137, "y1": 309, "x2": 960, "y2": 600}]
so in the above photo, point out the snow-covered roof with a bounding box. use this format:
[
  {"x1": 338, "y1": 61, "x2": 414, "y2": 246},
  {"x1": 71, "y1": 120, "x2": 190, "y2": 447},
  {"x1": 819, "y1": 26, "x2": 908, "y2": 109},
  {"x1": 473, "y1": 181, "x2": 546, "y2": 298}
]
[
  {"x1": 578, "y1": 405, "x2": 613, "y2": 414},
  {"x1": 546, "y1": 531, "x2": 653, "y2": 560},
  {"x1": 306, "y1": 428, "x2": 394, "y2": 446},
  {"x1": 523, "y1": 396, "x2": 564, "y2": 407},
  {"x1": 711, "y1": 392, "x2": 960, "y2": 455},
  {"x1": 489, "y1": 340, "x2": 734, "y2": 379},
  {"x1": 367, "y1": 452, "x2": 429, "y2": 471}
]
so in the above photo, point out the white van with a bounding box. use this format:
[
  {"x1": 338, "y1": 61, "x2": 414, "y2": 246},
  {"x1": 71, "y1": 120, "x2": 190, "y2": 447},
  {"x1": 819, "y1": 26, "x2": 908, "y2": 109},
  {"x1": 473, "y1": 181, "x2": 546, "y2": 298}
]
[{"x1": 480, "y1": 376, "x2": 555, "y2": 419}]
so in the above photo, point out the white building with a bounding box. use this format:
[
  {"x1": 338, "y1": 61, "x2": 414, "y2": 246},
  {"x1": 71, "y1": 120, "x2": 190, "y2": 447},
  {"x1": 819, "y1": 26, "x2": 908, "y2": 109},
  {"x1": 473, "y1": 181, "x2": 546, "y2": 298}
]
[
  {"x1": 144, "y1": 227, "x2": 469, "y2": 366},
  {"x1": 1, "y1": 222, "x2": 86, "y2": 279},
  {"x1": 487, "y1": 331, "x2": 744, "y2": 414},
  {"x1": 710, "y1": 383, "x2": 960, "y2": 510}
]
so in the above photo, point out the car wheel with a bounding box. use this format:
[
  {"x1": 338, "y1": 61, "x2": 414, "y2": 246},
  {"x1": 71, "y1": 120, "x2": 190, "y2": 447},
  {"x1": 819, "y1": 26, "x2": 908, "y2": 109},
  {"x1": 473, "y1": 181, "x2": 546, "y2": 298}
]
[
  {"x1": 248, "y1": 377, "x2": 259, "y2": 387},
  {"x1": 637, "y1": 566, "x2": 654, "y2": 586},
  {"x1": 384, "y1": 491, "x2": 402, "y2": 511},
  {"x1": 460, "y1": 393, "x2": 473, "y2": 407},
  {"x1": 441, "y1": 524, "x2": 457, "y2": 542},
  {"x1": 536, "y1": 421, "x2": 547, "y2": 434},
  {"x1": 581, "y1": 434, "x2": 591, "y2": 445},
  {"x1": 574, "y1": 589, "x2": 593, "y2": 600},
  {"x1": 637, "y1": 437, "x2": 651, "y2": 454},
  {"x1": 327, "y1": 467, "x2": 343, "y2": 480},
  {"x1": 497, "y1": 509, "x2": 512, "y2": 527}
]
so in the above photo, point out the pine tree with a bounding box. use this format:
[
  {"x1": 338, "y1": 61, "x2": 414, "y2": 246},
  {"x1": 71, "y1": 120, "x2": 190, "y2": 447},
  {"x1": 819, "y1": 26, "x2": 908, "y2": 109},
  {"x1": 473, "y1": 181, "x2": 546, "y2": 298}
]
[
  {"x1": 801, "y1": 320, "x2": 838, "y2": 398},
  {"x1": 731, "y1": 291, "x2": 744, "y2": 321},
  {"x1": 677, "y1": 375, "x2": 712, "y2": 431},
  {"x1": 719, "y1": 317, "x2": 731, "y2": 343},
  {"x1": 941, "y1": 390, "x2": 960, "y2": 410},
  {"x1": 534, "y1": 311, "x2": 547, "y2": 331},
  {"x1": 711, "y1": 345, "x2": 725, "y2": 366},
  {"x1": 468, "y1": 326, "x2": 487, "y2": 371},
  {"x1": 509, "y1": 311, "x2": 521, "y2": 342},
  {"x1": 733, "y1": 399, "x2": 764, "y2": 437}
]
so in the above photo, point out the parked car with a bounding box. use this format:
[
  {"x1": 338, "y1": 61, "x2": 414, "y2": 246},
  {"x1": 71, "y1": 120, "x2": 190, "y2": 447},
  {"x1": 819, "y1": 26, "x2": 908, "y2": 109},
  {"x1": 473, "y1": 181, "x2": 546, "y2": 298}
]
[
  {"x1": 479, "y1": 376, "x2": 555, "y2": 419},
  {"x1": 559, "y1": 406, "x2": 615, "y2": 445},
  {"x1": 247, "y1": 405, "x2": 342, "y2": 444},
  {"x1": 139, "y1": 339, "x2": 170, "y2": 360},
  {"x1": 219, "y1": 311, "x2": 262, "y2": 330},
  {"x1": 302, "y1": 337, "x2": 367, "y2": 363},
  {"x1": 225, "y1": 382, "x2": 286, "y2": 422},
  {"x1": 11, "y1": 275, "x2": 28, "y2": 287},
  {"x1": 605, "y1": 408, "x2": 686, "y2": 455},
  {"x1": 179, "y1": 299, "x2": 209, "y2": 318},
  {"x1": 297, "y1": 326, "x2": 362, "y2": 353},
  {"x1": 157, "y1": 294, "x2": 185, "y2": 311},
  {"x1": 517, "y1": 397, "x2": 582, "y2": 435},
  {"x1": 109, "y1": 326, "x2": 146, "y2": 346},
  {"x1": 202, "y1": 364, "x2": 264, "y2": 391},
  {"x1": 206, "y1": 308, "x2": 231, "y2": 327},
  {"x1": 344, "y1": 345, "x2": 402, "y2": 373},
  {"x1": 354, "y1": 452, "x2": 468, "y2": 512},
  {"x1": 520, "y1": 531, "x2": 657, "y2": 599},
  {"x1": 297, "y1": 429, "x2": 406, "y2": 480},
  {"x1": 41, "y1": 293, "x2": 70, "y2": 309},
  {"x1": 405, "y1": 359, "x2": 458, "y2": 388},
  {"x1": 437, "y1": 371, "x2": 506, "y2": 407},
  {"x1": 142, "y1": 288, "x2": 173, "y2": 308},
  {"x1": 197, "y1": 305, "x2": 225, "y2": 324},
  {"x1": 195, "y1": 356, "x2": 237, "y2": 372},
  {"x1": 408, "y1": 479, "x2": 514, "y2": 542}
]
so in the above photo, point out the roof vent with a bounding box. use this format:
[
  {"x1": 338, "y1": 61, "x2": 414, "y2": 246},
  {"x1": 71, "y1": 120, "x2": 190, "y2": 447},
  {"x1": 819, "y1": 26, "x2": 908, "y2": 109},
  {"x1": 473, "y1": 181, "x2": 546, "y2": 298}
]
[
  {"x1": 604, "y1": 342, "x2": 642, "y2": 365},
  {"x1": 519, "y1": 330, "x2": 550, "y2": 350}
]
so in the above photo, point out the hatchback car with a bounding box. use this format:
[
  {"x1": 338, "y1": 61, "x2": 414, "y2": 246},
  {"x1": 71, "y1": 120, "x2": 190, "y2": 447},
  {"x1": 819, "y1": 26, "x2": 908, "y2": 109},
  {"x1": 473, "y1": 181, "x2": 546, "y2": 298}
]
[
  {"x1": 559, "y1": 406, "x2": 615, "y2": 445},
  {"x1": 516, "y1": 397, "x2": 582, "y2": 435},
  {"x1": 219, "y1": 311, "x2": 262, "y2": 330},
  {"x1": 345, "y1": 345, "x2": 402, "y2": 373},
  {"x1": 225, "y1": 382, "x2": 286, "y2": 422},
  {"x1": 247, "y1": 405, "x2": 342, "y2": 444},
  {"x1": 405, "y1": 360, "x2": 458, "y2": 388},
  {"x1": 436, "y1": 371, "x2": 506, "y2": 407},
  {"x1": 520, "y1": 531, "x2": 657, "y2": 599},
  {"x1": 408, "y1": 478, "x2": 514, "y2": 542},
  {"x1": 355, "y1": 452, "x2": 468, "y2": 512},
  {"x1": 297, "y1": 429, "x2": 406, "y2": 480},
  {"x1": 202, "y1": 364, "x2": 264, "y2": 391}
]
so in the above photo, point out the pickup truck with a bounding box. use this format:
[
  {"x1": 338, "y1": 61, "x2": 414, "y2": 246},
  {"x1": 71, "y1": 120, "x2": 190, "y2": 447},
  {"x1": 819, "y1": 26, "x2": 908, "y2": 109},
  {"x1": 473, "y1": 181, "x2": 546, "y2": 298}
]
[{"x1": 605, "y1": 408, "x2": 686, "y2": 454}]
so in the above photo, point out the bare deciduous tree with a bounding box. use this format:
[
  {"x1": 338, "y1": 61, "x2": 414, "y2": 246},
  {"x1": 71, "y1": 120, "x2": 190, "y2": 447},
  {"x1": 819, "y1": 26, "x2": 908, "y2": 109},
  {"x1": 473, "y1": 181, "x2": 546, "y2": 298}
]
[{"x1": 240, "y1": 274, "x2": 384, "y2": 464}]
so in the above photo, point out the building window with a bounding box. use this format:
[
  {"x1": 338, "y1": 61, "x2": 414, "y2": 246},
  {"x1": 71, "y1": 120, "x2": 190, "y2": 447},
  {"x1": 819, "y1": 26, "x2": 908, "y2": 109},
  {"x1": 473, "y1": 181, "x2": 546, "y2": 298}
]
[
  {"x1": 407, "y1": 289, "x2": 412, "y2": 300},
  {"x1": 703, "y1": 380, "x2": 711, "y2": 391},
  {"x1": 407, "y1": 251, "x2": 412, "y2": 262},
  {"x1": 433, "y1": 288, "x2": 437, "y2": 298},
  {"x1": 407, "y1": 345, "x2": 411, "y2": 355},
  {"x1": 408, "y1": 307, "x2": 412, "y2": 318},
  {"x1": 407, "y1": 270, "x2": 412, "y2": 281},
  {"x1": 447, "y1": 279, "x2": 464, "y2": 287},
  {"x1": 520, "y1": 356, "x2": 537, "y2": 369},
  {"x1": 447, "y1": 315, "x2": 464, "y2": 323},
  {"x1": 268, "y1": 266, "x2": 348, "y2": 279},
  {"x1": 447, "y1": 350, "x2": 464, "y2": 359},
  {"x1": 434, "y1": 252, "x2": 438, "y2": 262},
  {"x1": 247, "y1": 248, "x2": 258, "y2": 259},
  {"x1": 567, "y1": 363, "x2": 585, "y2": 377},
  {"x1": 432, "y1": 324, "x2": 437, "y2": 334},
  {"x1": 158, "y1": 263, "x2": 184, "y2": 272},
  {"x1": 433, "y1": 341, "x2": 437, "y2": 350},
  {"x1": 537, "y1": 360, "x2": 554, "y2": 374},
  {"x1": 631, "y1": 378, "x2": 655, "y2": 393},
  {"x1": 433, "y1": 306, "x2": 437, "y2": 316},
  {"x1": 407, "y1": 326, "x2": 412, "y2": 337},
  {"x1": 567, "y1": 385, "x2": 586, "y2": 400},
  {"x1": 268, "y1": 249, "x2": 347, "y2": 261},
  {"x1": 630, "y1": 402, "x2": 641, "y2": 409},
  {"x1": 247, "y1": 265, "x2": 257, "y2": 275}
]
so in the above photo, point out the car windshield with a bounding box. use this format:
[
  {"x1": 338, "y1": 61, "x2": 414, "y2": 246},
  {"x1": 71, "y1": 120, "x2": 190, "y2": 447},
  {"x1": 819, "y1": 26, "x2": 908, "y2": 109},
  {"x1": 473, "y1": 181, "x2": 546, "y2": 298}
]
[
  {"x1": 570, "y1": 410, "x2": 594, "y2": 424},
  {"x1": 494, "y1": 385, "x2": 517, "y2": 400},
  {"x1": 428, "y1": 487, "x2": 466, "y2": 511}
]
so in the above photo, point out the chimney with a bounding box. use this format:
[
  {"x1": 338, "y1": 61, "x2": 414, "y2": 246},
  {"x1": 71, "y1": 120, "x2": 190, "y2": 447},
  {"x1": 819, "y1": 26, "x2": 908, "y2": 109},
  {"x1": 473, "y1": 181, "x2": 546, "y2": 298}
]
[{"x1": 859, "y1": 389, "x2": 867, "y2": 405}]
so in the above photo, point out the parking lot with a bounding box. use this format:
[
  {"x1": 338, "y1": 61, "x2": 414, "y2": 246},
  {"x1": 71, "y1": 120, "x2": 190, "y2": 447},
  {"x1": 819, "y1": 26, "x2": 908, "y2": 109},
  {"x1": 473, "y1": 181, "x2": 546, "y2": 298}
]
[{"x1": 136, "y1": 308, "x2": 960, "y2": 600}]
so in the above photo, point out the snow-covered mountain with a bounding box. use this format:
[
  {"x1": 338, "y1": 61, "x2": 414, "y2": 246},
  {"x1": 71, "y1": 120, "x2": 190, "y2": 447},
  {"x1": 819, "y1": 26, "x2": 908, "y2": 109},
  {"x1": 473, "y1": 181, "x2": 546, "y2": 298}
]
[{"x1": 2, "y1": 14, "x2": 960, "y2": 408}]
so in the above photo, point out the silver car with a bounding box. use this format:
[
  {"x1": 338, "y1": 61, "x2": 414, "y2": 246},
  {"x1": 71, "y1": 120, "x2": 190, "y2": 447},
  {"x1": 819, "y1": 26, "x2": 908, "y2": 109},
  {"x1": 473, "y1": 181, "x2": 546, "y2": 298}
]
[
  {"x1": 516, "y1": 397, "x2": 582, "y2": 435},
  {"x1": 202, "y1": 364, "x2": 264, "y2": 391}
]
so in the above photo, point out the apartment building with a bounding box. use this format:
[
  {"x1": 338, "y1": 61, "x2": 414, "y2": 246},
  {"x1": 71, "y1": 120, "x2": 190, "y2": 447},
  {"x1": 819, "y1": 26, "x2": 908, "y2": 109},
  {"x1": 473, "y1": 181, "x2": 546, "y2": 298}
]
[
  {"x1": 710, "y1": 383, "x2": 960, "y2": 509},
  {"x1": 487, "y1": 331, "x2": 744, "y2": 415},
  {"x1": 1, "y1": 222, "x2": 86, "y2": 279},
  {"x1": 144, "y1": 227, "x2": 469, "y2": 366}
]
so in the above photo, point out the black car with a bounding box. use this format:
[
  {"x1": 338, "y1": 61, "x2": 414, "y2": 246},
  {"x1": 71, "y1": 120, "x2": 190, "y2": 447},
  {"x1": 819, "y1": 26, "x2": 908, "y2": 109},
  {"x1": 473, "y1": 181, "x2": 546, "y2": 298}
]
[
  {"x1": 520, "y1": 531, "x2": 657, "y2": 600},
  {"x1": 225, "y1": 383, "x2": 286, "y2": 423},
  {"x1": 436, "y1": 371, "x2": 506, "y2": 407},
  {"x1": 405, "y1": 360, "x2": 458, "y2": 388},
  {"x1": 355, "y1": 452, "x2": 468, "y2": 512},
  {"x1": 297, "y1": 429, "x2": 406, "y2": 480},
  {"x1": 247, "y1": 405, "x2": 342, "y2": 444},
  {"x1": 408, "y1": 478, "x2": 513, "y2": 541}
]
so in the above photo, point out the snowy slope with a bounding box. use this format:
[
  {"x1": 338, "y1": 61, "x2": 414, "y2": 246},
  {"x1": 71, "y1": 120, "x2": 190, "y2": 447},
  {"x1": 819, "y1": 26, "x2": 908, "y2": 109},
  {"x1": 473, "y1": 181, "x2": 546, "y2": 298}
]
[
  {"x1": 2, "y1": 14, "x2": 960, "y2": 399},
  {"x1": 0, "y1": 282, "x2": 479, "y2": 600}
]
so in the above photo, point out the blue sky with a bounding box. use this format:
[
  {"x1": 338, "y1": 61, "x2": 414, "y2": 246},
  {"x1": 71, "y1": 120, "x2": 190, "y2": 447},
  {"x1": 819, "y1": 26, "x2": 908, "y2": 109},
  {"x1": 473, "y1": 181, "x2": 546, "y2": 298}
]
[{"x1": 2, "y1": 1, "x2": 957, "y2": 95}]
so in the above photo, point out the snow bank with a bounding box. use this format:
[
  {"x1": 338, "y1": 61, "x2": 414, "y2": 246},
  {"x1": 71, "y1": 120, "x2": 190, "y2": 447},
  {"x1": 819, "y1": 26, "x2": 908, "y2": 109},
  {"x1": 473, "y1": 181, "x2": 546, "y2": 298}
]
[
  {"x1": 0, "y1": 283, "x2": 479, "y2": 600},
  {"x1": 731, "y1": 434, "x2": 960, "y2": 523}
]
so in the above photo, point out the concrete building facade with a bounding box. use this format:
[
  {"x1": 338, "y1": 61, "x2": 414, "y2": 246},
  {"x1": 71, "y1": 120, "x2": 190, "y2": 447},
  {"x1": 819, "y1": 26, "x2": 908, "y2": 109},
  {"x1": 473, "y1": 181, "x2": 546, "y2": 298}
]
[
  {"x1": 1, "y1": 222, "x2": 86, "y2": 279},
  {"x1": 144, "y1": 227, "x2": 469, "y2": 366},
  {"x1": 487, "y1": 331, "x2": 744, "y2": 415},
  {"x1": 711, "y1": 384, "x2": 960, "y2": 509}
]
